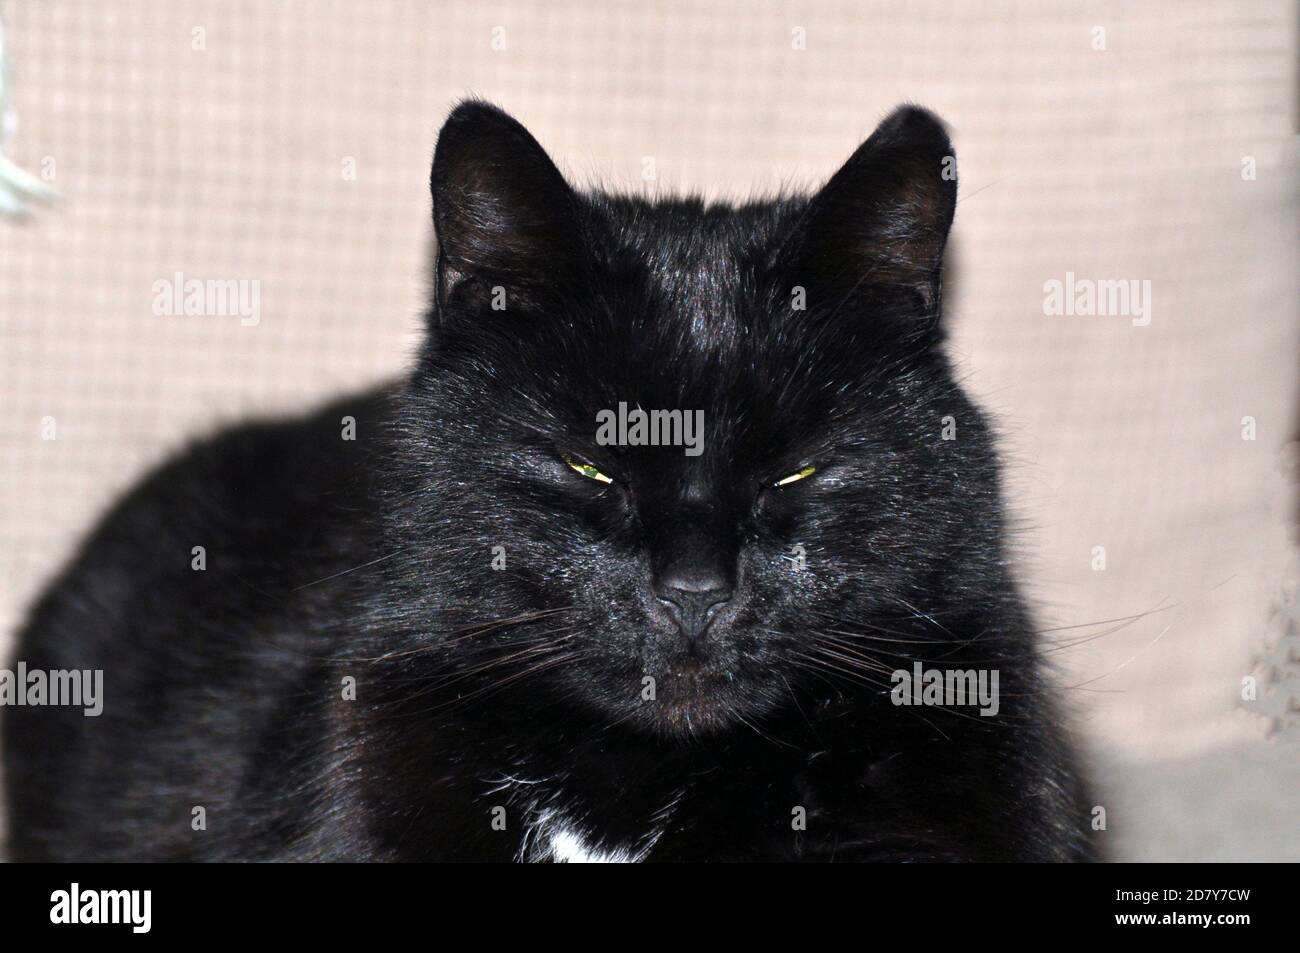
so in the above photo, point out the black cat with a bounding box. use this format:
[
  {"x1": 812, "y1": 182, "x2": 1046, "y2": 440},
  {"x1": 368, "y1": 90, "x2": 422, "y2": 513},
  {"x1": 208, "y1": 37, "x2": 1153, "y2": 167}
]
[{"x1": 4, "y1": 102, "x2": 1095, "y2": 861}]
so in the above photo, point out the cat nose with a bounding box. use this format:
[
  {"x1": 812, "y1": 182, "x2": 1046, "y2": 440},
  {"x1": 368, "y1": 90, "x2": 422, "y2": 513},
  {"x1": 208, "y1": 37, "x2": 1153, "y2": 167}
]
[{"x1": 653, "y1": 571, "x2": 733, "y2": 641}]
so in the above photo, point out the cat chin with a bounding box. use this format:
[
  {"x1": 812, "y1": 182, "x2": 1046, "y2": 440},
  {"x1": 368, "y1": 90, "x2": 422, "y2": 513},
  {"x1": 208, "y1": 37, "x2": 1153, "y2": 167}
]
[
  {"x1": 642, "y1": 702, "x2": 743, "y2": 739},
  {"x1": 615, "y1": 661, "x2": 774, "y2": 739}
]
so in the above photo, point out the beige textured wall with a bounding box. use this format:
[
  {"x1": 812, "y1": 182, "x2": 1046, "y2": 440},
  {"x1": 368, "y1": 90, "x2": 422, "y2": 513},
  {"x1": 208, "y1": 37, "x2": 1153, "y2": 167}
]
[{"x1": 0, "y1": 1, "x2": 1296, "y2": 859}]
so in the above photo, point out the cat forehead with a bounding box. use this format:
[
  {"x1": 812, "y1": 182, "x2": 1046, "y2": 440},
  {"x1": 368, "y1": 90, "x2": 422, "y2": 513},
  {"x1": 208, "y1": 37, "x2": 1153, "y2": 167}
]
[
  {"x1": 584, "y1": 195, "x2": 802, "y2": 344},
  {"x1": 592, "y1": 194, "x2": 798, "y2": 275}
]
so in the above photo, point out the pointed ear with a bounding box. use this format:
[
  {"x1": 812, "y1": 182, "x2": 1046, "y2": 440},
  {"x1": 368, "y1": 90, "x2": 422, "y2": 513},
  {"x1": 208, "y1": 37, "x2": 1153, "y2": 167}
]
[
  {"x1": 793, "y1": 105, "x2": 957, "y2": 328},
  {"x1": 430, "y1": 101, "x2": 584, "y2": 310}
]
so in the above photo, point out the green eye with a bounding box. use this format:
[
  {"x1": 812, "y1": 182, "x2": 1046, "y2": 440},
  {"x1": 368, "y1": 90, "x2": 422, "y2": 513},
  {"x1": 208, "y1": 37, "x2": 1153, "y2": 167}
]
[
  {"x1": 564, "y1": 456, "x2": 614, "y2": 484},
  {"x1": 773, "y1": 465, "x2": 817, "y2": 488}
]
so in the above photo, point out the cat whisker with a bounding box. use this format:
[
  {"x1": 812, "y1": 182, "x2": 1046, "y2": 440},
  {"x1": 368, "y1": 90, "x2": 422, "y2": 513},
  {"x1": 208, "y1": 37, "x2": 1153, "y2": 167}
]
[
  {"x1": 810, "y1": 631, "x2": 1017, "y2": 668},
  {"x1": 763, "y1": 621, "x2": 934, "y2": 649},
  {"x1": 380, "y1": 643, "x2": 590, "y2": 718},
  {"x1": 1059, "y1": 618, "x2": 1178, "y2": 691},
  {"x1": 288, "y1": 549, "x2": 405, "y2": 592},
  {"x1": 813, "y1": 600, "x2": 1180, "y2": 669},
  {"x1": 1036, "y1": 598, "x2": 1178, "y2": 654},
  {"x1": 417, "y1": 649, "x2": 594, "y2": 717},
  {"x1": 815, "y1": 626, "x2": 941, "y2": 646},
  {"x1": 785, "y1": 655, "x2": 851, "y2": 698},
  {"x1": 795, "y1": 647, "x2": 1023, "y2": 732},
  {"x1": 791, "y1": 649, "x2": 893, "y2": 693},
  {"x1": 777, "y1": 671, "x2": 815, "y2": 729},
  {"x1": 385, "y1": 630, "x2": 582, "y2": 694},
  {"x1": 795, "y1": 650, "x2": 968, "y2": 739},
  {"x1": 891, "y1": 596, "x2": 957, "y2": 639},
  {"x1": 420, "y1": 639, "x2": 577, "y2": 694},
  {"x1": 347, "y1": 607, "x2": 576, "y2": 662},
  {"x1": 439, "y1": 606, "x2": 576, "y2": 642},
  {"x1": 807, "y1": 636, "x2": 900, "y2": 676},
  {"x1": 810, "y1": 610, "x2": 950, "y2": 644},
  {"x1": 727, "y1": 706, "x2": 799, "y2": 750}
]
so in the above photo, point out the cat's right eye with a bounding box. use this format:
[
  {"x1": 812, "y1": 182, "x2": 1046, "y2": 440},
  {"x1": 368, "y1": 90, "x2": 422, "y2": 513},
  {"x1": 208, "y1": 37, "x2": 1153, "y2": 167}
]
[{"x1": 562, "y1": 454, "x2": 614, "y2": 485}]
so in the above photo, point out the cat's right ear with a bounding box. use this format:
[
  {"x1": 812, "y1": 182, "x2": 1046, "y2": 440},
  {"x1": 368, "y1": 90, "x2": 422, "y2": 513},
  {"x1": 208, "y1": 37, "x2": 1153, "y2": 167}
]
[{"x1": 430, "y1": 101, "x2": 584, "y2": 314}]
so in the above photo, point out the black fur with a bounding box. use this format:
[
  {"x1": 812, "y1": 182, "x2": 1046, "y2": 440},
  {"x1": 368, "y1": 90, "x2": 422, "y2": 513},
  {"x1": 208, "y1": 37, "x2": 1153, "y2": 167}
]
[{"x1": 4, "y1": 102, "x2": 1094, "y2": 861}]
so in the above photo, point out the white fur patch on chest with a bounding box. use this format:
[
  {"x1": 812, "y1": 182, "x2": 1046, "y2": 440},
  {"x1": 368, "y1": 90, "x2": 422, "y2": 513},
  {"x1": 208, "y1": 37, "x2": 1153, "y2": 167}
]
[
  {"x1": 546, "y1": 820, "x2": 648, "y2": 864},
  {"x1": 492, "y1": 774, "x2": 682, "y2": 863},
  {"x1": 523, "y1": 809, "x2": 655, "y2": 863}
]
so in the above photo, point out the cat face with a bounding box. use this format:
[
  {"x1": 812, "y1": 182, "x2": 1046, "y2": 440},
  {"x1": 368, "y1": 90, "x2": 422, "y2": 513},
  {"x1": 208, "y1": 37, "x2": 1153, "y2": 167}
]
[{"x1": 387, "y1": 102, "x2": 999, "y2": 737}]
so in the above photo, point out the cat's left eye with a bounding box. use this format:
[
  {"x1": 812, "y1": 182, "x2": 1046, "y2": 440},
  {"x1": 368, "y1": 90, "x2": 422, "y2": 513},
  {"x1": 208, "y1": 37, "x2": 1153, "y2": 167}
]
[
  {"x1": 773, "y1": 465, "x2": 817, "y2": 488},
  {"x1": 563, "y1": 455, "x2": 614, "y2": 484}
]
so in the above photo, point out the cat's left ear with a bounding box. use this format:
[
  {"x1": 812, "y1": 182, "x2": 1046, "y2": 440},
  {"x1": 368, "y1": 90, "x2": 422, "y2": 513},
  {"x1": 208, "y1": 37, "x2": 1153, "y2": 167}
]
[
  {"x1": 430, "y1": 101, "x2": 585, "y2": 311},
  {"x1": 792, "y1": 105, "x2": 957, "y2": 330}
]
